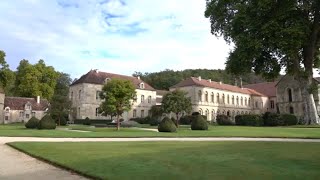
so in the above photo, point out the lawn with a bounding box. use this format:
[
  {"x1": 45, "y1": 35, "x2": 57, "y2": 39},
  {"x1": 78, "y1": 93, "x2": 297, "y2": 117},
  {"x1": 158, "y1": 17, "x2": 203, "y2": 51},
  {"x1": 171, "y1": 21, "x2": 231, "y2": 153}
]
[
  {"x1": 8, "y1": 141, "x2": 320, "y2": 180},
  {"x1": 1, "y1": 123, "x2": 320, "y2": 138}
]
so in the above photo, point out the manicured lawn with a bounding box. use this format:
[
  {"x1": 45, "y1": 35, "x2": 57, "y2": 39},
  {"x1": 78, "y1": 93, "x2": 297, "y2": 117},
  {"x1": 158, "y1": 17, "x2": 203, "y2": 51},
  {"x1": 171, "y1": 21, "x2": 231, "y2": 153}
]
[
  {"x1": 1, "y1": 124, "x2": 320, "y2": 138},
  {"x1": 8, "y1": 141, "x2": 320, "y2": 180}
]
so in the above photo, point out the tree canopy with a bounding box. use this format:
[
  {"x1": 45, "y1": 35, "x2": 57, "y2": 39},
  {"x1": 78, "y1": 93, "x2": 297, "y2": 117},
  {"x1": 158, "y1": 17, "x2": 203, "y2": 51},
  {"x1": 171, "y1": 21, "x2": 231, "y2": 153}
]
[
  {"x1": 99, "y1": 79, "x2": 137, "y2": 130},
  {"x1": 0, "y1": 50, "x2": 15, "y2": 95},
  {"x1": 161, "y1": 89, "x2": 192, "y2": 127}
]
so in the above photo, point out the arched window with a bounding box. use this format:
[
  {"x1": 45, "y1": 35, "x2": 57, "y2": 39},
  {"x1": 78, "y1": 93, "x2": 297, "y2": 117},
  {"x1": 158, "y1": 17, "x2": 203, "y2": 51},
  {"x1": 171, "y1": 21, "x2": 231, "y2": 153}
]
[
  {"x1": 241, "y1": 97, "x2": 243, "y2": 106},
  {"x1": 199, "y1": 108, "x2": 203, "y2": 115},
  {"x1": 227, "y1": 95, "x2": 230, "y2": 104},
  {"x1": 148, "y1": 96, "x2": 152, "y2": 103},
  {"x1": 245, "y1": 98, "x2": 247, "y2": 106},
  {"x1": 241, "y1": 111, "x2": 244, "y2": 114},
  {"x1": 217, "y1": 110, "x2": 220, "y2": 115},
  {"x1": 232, "y1": 95, "x2": 235, "y2": 105},
  {"x1": 222, "y1": 94, "x2": 225, "y2": 103},
  {"x1": 217, "y1": 93, "x2": 220, "y2": 103},
  {"x1": 140, "y1": 83, "x2": 145, "y2": 89},
  {"x1": 248, "y1": 98, "x2": 251, "y2": 106},
  {"x1": 227, "y1": 110, "x2": 230, "y2": 117},
  {"x1": 211, "y1": 110, "x2": 215, "y2": 121},
  {"x1": 222, "y1": 110, "x2": 226, "y2": 115},
  {"x1": 288, "y1": 88, "x2": 293, "y2": 102},
  {"x1": 236, "y1": 96, "x2": 239, "y2": 105},
  {"x1": 141, "y1": 95, "x2": 145, "y2": 103},
  {"x1": 198, "y1": 90, "x2": 202, "y2": 102},
  {"x1": 205, "y1": 91, "x2": 208, "y2": 102},
  {"x1": 205, "y1": 109, "x2": 209, "y2": 120},
  {"x1": 237, "y1": 111, "x2": 240, "y2": 115},
  {"x1": 211, "y1": 92, "x2": 214, "y2": 103}
]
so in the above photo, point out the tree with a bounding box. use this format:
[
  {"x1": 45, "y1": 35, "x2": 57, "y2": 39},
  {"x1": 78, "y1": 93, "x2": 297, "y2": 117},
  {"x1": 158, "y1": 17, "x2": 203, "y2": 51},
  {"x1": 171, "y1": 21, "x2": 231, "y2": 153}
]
[
  {"x1": 161, "y1": 90, "x2": 192, "y2": 127},
  {"x1": 0, "y1": 50, "x2": 15, "y2": 95},
  {"x1": 49, "y1": 72, "x2": 72, "y2": 126},
  {"x1": 205, "y1": 0, "x2": 320, "y2": 124},
  {"x1": 15, "y1": 59, "x2": 59, "y2": 100},
  {"x1": 149, "y1": 105, "x2": 164, "y2": 118},
  {"x1": 99, "y1": 79, "x2": 136, "y2": 130}
]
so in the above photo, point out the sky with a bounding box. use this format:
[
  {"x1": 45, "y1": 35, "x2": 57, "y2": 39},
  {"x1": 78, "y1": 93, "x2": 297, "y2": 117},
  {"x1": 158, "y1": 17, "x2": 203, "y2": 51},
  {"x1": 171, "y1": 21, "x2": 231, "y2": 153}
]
[{"x1": 0, "y1": 0, "x2": 232, "y2": 78}]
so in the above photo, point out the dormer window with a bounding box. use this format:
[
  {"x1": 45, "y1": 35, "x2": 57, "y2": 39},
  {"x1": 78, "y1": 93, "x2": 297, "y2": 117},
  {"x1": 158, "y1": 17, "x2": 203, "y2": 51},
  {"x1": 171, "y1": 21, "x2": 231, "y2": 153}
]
[
  {"x1": 25, "y1": 103, "x2": 32, "y2": 110},
  {"x1": 140, "y1": 83, "x2": 145, "y2": 89}
]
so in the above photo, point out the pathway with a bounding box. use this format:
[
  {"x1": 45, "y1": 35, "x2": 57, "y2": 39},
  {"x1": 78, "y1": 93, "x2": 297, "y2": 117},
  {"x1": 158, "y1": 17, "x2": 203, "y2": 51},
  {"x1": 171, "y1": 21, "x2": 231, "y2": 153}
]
[{"x1": 1, "y1": 136, "x2": 320, "y2": 180}]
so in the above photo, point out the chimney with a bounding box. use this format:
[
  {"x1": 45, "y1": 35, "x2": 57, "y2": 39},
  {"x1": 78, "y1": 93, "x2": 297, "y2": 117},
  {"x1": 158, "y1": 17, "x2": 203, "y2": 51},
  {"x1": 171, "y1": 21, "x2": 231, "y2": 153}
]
[
  {"x1": 37, "y1": 96, "x2": 40, "y2": 104},
  {"x1": 208, "y1": 79, "x2": 211, "y2": 83},
  {"x1": 137, "y1": 76, "x2": 140, "y2": 80},
  {"x1": 240, "y1": 77, "x2": 243, "y2": 88},
  {"x1": 198, "y1": 76, "x2": 201, "y2": 81}
]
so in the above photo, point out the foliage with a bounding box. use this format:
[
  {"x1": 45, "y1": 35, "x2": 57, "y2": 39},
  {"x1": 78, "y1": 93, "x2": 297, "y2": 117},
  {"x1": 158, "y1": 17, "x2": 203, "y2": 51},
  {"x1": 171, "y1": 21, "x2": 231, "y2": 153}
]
[
  {"x1": 235, "y1": 115, "x2": 264, "y2": 126},
  {"x1": 171, "y1": 117, "x2": 177, "y2": 127},
  {"x1": 216, "y1": 115, "x2": 233, "y2": 125},
  {"x1": 149, "y1": 118, "x2": 161, "y2": 126},
  {"x1": 83, "y1": 117, "x2": 91, "y2": 125},
  {"x1": 161, "y1": 90, "x2": 192, "y2": 126},
  {"x1": 0, "y1": 50, "x2": 15, "y2": 95},
  {"x1": 262, "y1": 112, "x2": 298, "y2": 126},
  {"x1": 133, "y1": 69, "x2": 266, "y2": 90},
  {"x1": 15, "y1": 59, "x2": 59, "y2": 100},
  {"x1": 57, "y1": 116, "x2": 67, "y2": 126},
  {"x1": 25, "y1": 117, "x2": 39, "y2": 129},
  {"x1": 179, "y1": 115, "x2": 194, "y2": 125},
  {"x1": 99, "y1": 78, "x2": 137, "y2": 130},
  {"x1": 191, "y1": 115, "x2": 208, "y2": 130},
  {"x1": 281, "y1": 114, "x2": 298, "y2": 126},
  {"x1": 158, "y1": 117, "x2": 177, "y2": 132},
  {"x1": 121, "y1": 121, "x2": 140, "y2": 128},
  {"x1": 149, "y1": 105, "x2": 163, "y2": 118},
  {"x1": 130, "y1": 117, "x2": 151, "y2": 124},
  {"x1": 38, "y1": 115, "x2": 56, "y2": 130}
]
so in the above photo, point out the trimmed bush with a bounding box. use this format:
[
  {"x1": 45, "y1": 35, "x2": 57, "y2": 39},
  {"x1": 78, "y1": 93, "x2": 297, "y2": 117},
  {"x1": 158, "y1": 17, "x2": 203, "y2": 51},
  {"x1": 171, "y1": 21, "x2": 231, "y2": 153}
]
[
  {"x1": 83, "y1": 117, "x2": 91, "y2": 125},
  {"x1": 130, "y1": 117, "x2": 151, "y2": 124},
  {"x1": 263, "y1": 112, "x2": 283, "y2": 126},
  {"x1": 281, "y1": 114, "x2": 298, "y2": 126},
  {"x1": 179, "y1": 115, "x2": 193, "y2": 125},
  {"x1": 121, "y1": 121, "x2": 140, "y2": 127},
  {"x1": 158, "y1": 117, "x2": 177, "y2": 132},
  {"x1": 25, "y1": 117, "x2": 39, "y2": 129},
  {"x1": 216, "y1": 115, "x2": 233, "y2": 125},
  {"x1": 191, "y1": 115, "x2": 208, "y2": 130},
  {"x1": 235, "y1": 115, "x2": 263, "y2": 126},
  {"x1": 38, "y1": 115, "x2": 56, "y2": 130},
  {"x1": 149, "y1": 118, "x2": 161, "y2": 126},
  {"x1": 192, "y1": 112, "x2": 200, "y2": 116},
  {"x1": 171, "y1": 117, "x2": 178, "y2": 127}
]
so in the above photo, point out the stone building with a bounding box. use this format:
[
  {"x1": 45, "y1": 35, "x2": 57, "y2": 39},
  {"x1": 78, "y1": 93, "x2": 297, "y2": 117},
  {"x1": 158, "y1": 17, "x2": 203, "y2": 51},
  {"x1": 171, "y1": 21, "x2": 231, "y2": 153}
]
[
  {"x1": 170, "y1": 76, "x2": 270, "y2": 122},
  {"x1": 69, "y1": 69, "x2": 157, "y2": 121}
]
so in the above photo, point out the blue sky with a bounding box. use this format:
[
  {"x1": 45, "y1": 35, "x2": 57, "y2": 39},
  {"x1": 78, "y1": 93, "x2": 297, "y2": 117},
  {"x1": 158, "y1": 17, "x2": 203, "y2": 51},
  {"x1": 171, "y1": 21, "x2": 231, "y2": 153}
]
[{"x1": 0, "y1": 0, "x2": 232, "y2": 78}]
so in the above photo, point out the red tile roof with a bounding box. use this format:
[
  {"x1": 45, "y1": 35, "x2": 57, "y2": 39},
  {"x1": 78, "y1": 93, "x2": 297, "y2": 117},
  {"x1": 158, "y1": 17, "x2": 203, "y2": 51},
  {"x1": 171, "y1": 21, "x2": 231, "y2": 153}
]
[
  {"x1": 4, "y1": 97, "x2": 49, "y2": 111},
  {"x1": 71, "y1": 70, "x2": 155, "y2": 91},
  {"x1": 171, "y1": 77, "x2": 266, "y2": 96},
  {"x1": 243, "y1": 82, "x2": 277, "y2": 97}
]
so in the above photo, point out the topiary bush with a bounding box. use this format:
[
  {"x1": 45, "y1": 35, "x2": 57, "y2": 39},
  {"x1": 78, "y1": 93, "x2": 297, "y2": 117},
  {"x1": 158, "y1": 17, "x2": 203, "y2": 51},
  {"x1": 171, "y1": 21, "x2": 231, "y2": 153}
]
[
  {"x1": 158, "y1": 117, "x2": 177, "y2": 132},
  {"x1": 171, "y1": 117, "x2": 178, "y2": 127},
  {"x1": 262, "y1": 112, "x2": 283, "y2": 126},
  {"x1": 179, "y1": 115, "x2": 193, "y2": 125},
  {"x1": 191, "y1": 115, "x2": 208, "y2": 130},
  {"x1": 38, "y1": 115, "x2": 56, "y2": 130},
  {"x1": 281, "y1": 114, "x2": 298, "y2": 126},
  {"x1": 235, "y1": 114, "x2": 264, "y2": 126},
  {"x1": 149, "y1": 118, "x2": 161, "y2": 126},
  {"x1": 83, "y1": 117, "x2": 91, "y2": 125},
  {"x1": 25, "y1": 117, "x2": 39, "y2": 129},
  {"x1": 216, "y1": 114, "x2": 233, "y2": 125}
]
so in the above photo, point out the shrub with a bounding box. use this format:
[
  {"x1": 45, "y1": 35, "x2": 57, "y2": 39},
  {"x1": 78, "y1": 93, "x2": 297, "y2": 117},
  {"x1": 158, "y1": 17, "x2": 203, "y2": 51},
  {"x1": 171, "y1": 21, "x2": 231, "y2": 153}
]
[
  {"x1": 55, "y1": 116, "x2": 67, "y2": 126},
  {"x1": 263, "y1": 112, "x2": 283, "y2": 126},
  {"x1": 149, "y1": 118, "x2": 161, "y2": 126},
  {"x1": 130, "y1": 117, "x2": 150, "y2": 124},
  {"x1": 235, "y1": 115, "x2": 263, "y2": 126},
  {"x1": 191, "y1": 115, "x2": 208, "y2": 130},
  {"x1": 121, "y1": 121, "x2": 140, "y2": 127},
  {"x1": 216, "y1": 115, "x2": 233, "y2": 125},
  {"x1": 171, "y1": 117, "x2": 178, "y2": 127},
  {"x1": 25, "y1": 117, "x2": 39, "y2": 129},
  {"x1": 192, "y1": 112, "x2": 200, "y2": 116},
  {"x1": 158, "y1": 117, "x2": 177, "y2": 132},
  {"x1": 281, "y1": 114, "x2": 298, "y2": 126},
  {"x1": 179, "y1": 115, "x2": 193, "y2": 125},
  {"x1": 38, "y1": 115, "x2": 56, "y2": 130},
  {"x1": 83, "y1": 117, "x2": 91, "y2": 125}
]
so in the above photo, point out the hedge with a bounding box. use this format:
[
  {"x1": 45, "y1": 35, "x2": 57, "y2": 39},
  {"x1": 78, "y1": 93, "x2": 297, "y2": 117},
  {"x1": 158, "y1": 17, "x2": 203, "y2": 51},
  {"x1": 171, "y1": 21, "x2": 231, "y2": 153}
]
[
  {"x1": 235, "y1": 114, "x2": 264, "y2": 126},
  {"x1": 74, "y1": 119, "x2": 112, "y2": 125},
  {"x1": 262, "y1": 112, "x2": 298, "y2": 126},
  {"x1": 158, "y1": 117, "x2": 177, "y2": 132},
  {"x1": 25, "y1": 117, "x2": 39, "y2": 129},
  {"x1": 216, "y1": 114, "x2": 233, "y2": 125}
]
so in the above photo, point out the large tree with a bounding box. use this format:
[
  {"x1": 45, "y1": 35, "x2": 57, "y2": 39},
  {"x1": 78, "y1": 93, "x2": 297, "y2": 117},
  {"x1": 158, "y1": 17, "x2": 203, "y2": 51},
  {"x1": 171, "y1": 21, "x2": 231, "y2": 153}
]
[
  {"x1": 49, "y1": 72, "x2": 72, "y2": 126},
  {"x1": 99, "y1": 79, "x2": 136, "y2": 130},
  {"x1": 161, "y1": 89, "x2": 192, "y2": 127},
  {"x1": 205, "y1": 0, "x2": 320, "y2": 124},
  {"x1": 0, "y1": 50, "x2": 15, "y2": 95}
]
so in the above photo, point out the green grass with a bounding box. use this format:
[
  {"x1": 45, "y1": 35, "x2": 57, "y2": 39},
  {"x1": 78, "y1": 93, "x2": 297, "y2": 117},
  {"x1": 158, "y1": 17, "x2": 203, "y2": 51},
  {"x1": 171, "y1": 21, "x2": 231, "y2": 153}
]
[
  {"x1": 1, "y1": 124, "x2": 320, "y2": 138},
  {"x1": 8, "y1": 141, "x2": 320, "y2": 180}
]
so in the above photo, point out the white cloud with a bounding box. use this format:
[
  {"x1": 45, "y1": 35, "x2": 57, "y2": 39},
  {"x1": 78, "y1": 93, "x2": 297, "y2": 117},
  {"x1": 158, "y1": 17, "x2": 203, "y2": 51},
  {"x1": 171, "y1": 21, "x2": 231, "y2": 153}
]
[{"x1": 0, "y1": 0, "x2": 232, "y2": 78}]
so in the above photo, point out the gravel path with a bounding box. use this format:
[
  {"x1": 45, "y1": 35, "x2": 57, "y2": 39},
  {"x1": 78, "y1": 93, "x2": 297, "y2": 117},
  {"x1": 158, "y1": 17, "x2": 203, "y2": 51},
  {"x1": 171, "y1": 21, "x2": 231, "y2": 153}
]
[{"x1": 1, "y1": 136, "x2": 320, "y2": 180}]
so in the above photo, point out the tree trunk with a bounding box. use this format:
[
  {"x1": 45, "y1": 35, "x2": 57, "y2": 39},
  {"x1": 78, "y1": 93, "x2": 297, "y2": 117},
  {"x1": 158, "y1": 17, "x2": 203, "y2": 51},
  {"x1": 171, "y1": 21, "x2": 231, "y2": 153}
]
[
  {"x1": 116, "y1": 114, "x2": 120, "y2": 131},
  {"x1": 298, "y1": 77, "x2": 320, "y2": 125},
  {"x1": 176, "y1": 113, "x2": 179, "y2": 128}
]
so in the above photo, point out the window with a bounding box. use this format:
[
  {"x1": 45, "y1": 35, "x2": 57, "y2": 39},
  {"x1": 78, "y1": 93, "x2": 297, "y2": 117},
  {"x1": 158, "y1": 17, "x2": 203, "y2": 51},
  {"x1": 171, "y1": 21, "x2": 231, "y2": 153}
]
[
  {"x1": 211, "y1": 110, "x2": 215, "y2": 121},
  {"x1": 96, "y1": 91, "x2": 101, "y2": 100},
  {"x1": 211, "y1": 93, "x2": 214, "y2": 103},
  {"x1": 227, "y1": 95, "x2": 230, "y2": 104},
  {"x1": 5, "y1": 116, "x2": 8, "y2": 121},
  {"x1": 288, "y1": 88, "x2": 293, "y2": 102},
  {"x1": 232, "y1": 95, "x2": 234, "y2": 105},
  {"x1": 79, "y1": 90, "x2": 81, "y2": 100},
  {"x1": 270, "y1": 100, "x2": 275, "y2": 109},
  {"x1": 96, "y1": 108, "x2": 99, "y2": 117},
  {"x1": 32, "y1": 112, "x2": 35, "y2": 117},
  {"x1": 148, "y1": 96, "x2": 152, "y2": 103},
  {"x1": 141, "y1": 110, "x2": 145, "y2": 118},
  {"x1": 71, "y1": 91, "x2": 73, "y2": 100},
  {"x1": 245, "y1": 98, "x2": 247, "y2": 106},
  {"x1": 236, "y1": 96, "x2": 239, "y2": 105},
  {"x1": 198, "y1": 90, "x2": 202, "y2": 102},
  {"x1": 133, "y1": 109, "x2": 137, "y2": 118},
  {"x1": 199, "y1": 109, "x2": 203, "y2": 115},
  {"x1": 222, "y1": 94, "x2": 225, "y2": 103},
  {"x1": 134, "y1": 95, "x2": 137, "y2": 102},
  {"x1": 205, "y1": 109, "x2": 209, "y2": 120},
  {"x1": 205, "y1": 91, "x2": 208, "y2": 102},
  {"x1": 19, "y1": 112, "x2": 24, "y2": 117},
  {"x1": 78, "y1": 107, "x2": 81, "y2": 117},
  {"x1": 255, "y1": 101, "x2": 258, "y2": 108},
  {"x1": 248, "y1": 98, "x2": 251, "y2": 106},
  {"x1": 141, "y1": 95, "x2": 145, "y2": 103},
  {"x1": 26, "y1": 114, "x2": 30, "y2": 119},
  {"x1": 227, "y1": 111, "x2": 230, "y2": 117},
  {"x1": 140, "y1": 83, "x2": 145, "y2": 89},
  {"x1": 217, "y1": 93, "x2": 220, "y2": 103},
  {"x1": 241, "y1": 97, "x2": 243, "y2": 106},
  {"x1": 289, "y1": 107, "x2": 294, "y2": 114}
]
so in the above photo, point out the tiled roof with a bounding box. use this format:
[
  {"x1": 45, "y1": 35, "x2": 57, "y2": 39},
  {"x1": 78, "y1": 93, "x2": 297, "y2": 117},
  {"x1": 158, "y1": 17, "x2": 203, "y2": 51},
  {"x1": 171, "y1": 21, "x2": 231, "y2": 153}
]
[
  {"x1": 4, "y1": 97, "x2": 49, "y2": 111},
  {"x1": 156, "y1": 90, "x2": 169, "y2": 96},
  {"x1": 71, "y1": 70, "x2": 155, "y2": 91},
  {"x1": 243, "y1": 82, "x2": 277, "y2": 97},
  {"x1": 171, "y1": 77, "x2": 266, "y2": 96}
]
